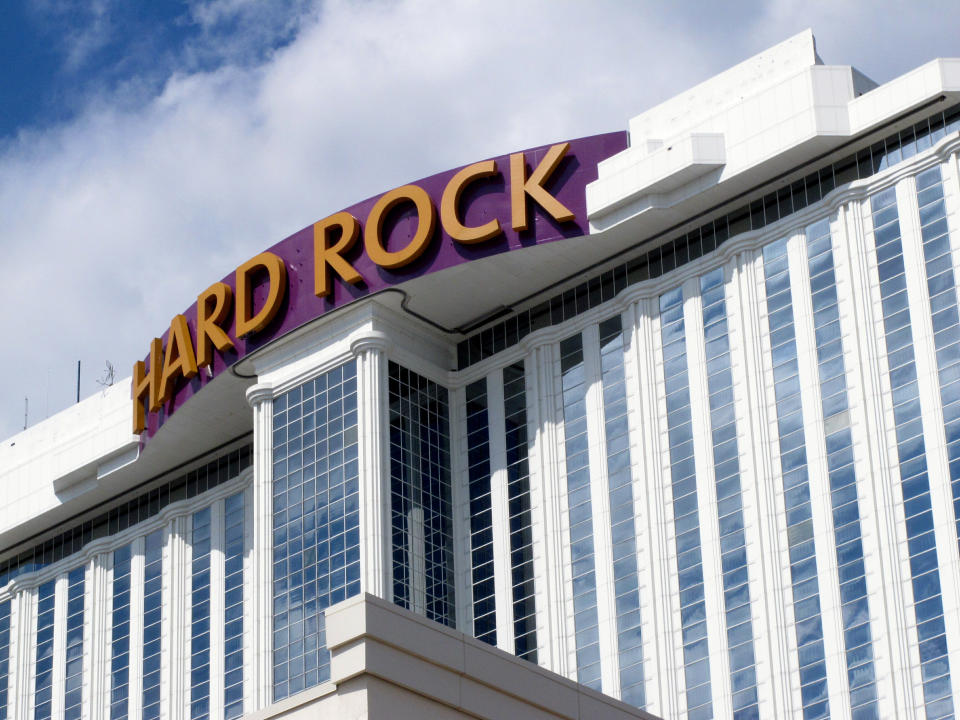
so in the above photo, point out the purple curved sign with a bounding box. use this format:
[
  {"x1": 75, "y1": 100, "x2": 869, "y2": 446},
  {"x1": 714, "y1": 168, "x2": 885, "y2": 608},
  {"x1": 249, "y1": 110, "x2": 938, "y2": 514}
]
[{"x1": 135, "y1": 131, "x2": 628, "y2": 439}]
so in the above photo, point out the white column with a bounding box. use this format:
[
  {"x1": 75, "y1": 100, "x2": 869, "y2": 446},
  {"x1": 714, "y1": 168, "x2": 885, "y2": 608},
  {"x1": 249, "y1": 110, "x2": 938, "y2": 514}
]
[
  {"x1": 683, "y1": 274, "x2": 732, "y2": 717},
  {"x1": 937, "y1": 151, "x2": 960, "y2": 717},
  {"x1": 87, "y1": 553, "x2": 111, "y2": 720},
  {"x1": 837, "y1": 197, "x2": 913, "y2": 718},
  {"x1": 245, "y1": 382, "x2": 274, "y2": 711},
  {"x1": 896, "y1": 171, "x2": 960, "y2": 717},
  {"x1": 486, "y1": 369, "x2": 516, "y2": 653},
  {"x1": 12, "y1": 588, "x2": 34, "y2": 720},
  {"x1": 788, "y1": 227, "x2": 851, "y2": 720},
  {"x1": 520, "y1": 350, "x2": 550, "y2": 669},
  {"x1": 626, "y1": 296, "x2": 680, "y2": 719},
  {"x1": 164, "y1": 516, "x2": 189, "y2": 720},
  {"x1": 527, "y1": 339, "x2": 571, "y2": 676},
  {"x1": 350, "y1": 333, "x2": 392, "y2": 602},
  {"x1": 581, "y1": 322, "x2": 621, "y2": 696},
  {"x1": 730, "y1": 249, "x2": 794, "y2": 719}
]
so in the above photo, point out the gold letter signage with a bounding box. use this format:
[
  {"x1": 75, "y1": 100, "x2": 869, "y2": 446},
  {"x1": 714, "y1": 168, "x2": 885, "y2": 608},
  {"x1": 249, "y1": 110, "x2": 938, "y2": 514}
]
[{"x1": 134, "y1": 141, "x2": 586, "y2": 434}]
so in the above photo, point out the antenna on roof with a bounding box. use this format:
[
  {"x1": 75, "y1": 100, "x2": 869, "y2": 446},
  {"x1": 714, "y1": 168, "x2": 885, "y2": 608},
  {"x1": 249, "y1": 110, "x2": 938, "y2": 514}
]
[{"x1": 76, "y1": 361, "x2": 80, "y2": 404}]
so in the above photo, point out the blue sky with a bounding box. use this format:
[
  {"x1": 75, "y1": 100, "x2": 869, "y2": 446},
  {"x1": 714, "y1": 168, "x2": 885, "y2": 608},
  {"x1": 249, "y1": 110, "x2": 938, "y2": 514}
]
[
  {"x1": 0, "y1": 0, "x2": 958, "y2": 440},
  {"x1": 0, "y1": 1, "x2": 308, "y2": 138}
]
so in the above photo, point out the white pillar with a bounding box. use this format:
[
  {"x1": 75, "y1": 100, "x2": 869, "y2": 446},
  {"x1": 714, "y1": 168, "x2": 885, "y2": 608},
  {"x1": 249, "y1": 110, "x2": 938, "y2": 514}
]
[
  {"x1": 87, "y1": 554, "x2": 111, "y2": 720},
  {"x1": 729, "y1": 249, "x2": 794, "y2": 719},
  {"x1": 165, "y1": 516, "x2": 189, "y2": 720},
  {"x1": 837, "y1": 197, "x2": 913, "y2": 719},
  {"x1": 350, "y1": 333, "x2": 392, "y2": 602},
  {"x1": 485, "y1": 369, "x2": 516, "y2": 654},
  {"x1": 245, "y1": 382, "x2": 275, "y2": 711},
  {"x1": 627, "y1": 295, "x2": 682, "y2": 719},
  {"x1": 12, "y1": 588, "x2": 34, "y2": 720},
  {"x1": 683, "y1": 274, "x2": 733, "y2": 718},
  {"x1": 581, "y1": 322, "x2": 621, "y2": 697},
  {"x1": 527, "y1": 339, "x2": 571, "y2": 677},
  {"x1": 787, "y1": 227, "x2": 850, "y2": 720},
  {"x1": 895, "y1": 171, "x2": 960, "y2": 717}
]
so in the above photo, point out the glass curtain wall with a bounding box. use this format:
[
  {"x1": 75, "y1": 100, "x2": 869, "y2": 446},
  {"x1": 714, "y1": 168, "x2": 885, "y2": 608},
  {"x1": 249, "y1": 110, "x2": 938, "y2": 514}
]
[
  {"x1": 271, "y1": 361, "x2": 361, "y2": 701},
  {"x1": 388, "y1": 363, "x2": 455, "y2": 627}
]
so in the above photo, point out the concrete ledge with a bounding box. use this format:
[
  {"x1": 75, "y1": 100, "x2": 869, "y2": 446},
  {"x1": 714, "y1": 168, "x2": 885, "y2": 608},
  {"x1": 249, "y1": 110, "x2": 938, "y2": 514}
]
[
  {"x1": 321, "y1": 593, "x2": 661, "y2": 720},
  {"x1": 587, "y1": 132, "x2": 725, "y2": 220}
]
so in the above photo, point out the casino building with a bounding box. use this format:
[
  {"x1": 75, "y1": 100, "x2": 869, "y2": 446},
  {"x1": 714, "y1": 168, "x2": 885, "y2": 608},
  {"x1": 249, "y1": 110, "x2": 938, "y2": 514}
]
[{"x1": 4, "y1": 29, "x2": 960, "y2": 720}]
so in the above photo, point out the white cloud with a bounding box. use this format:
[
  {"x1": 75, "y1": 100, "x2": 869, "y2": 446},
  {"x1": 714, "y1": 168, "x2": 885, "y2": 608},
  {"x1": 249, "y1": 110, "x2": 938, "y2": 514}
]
[{"x1": 0, "y1": 0, "x2": 956, "y2": 439}]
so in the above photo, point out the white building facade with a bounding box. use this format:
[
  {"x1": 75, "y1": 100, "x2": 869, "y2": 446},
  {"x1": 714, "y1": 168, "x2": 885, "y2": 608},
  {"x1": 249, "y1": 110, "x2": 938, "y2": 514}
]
[{"x1": 2, "y1": 30, "x2": 960, "y2": 720}]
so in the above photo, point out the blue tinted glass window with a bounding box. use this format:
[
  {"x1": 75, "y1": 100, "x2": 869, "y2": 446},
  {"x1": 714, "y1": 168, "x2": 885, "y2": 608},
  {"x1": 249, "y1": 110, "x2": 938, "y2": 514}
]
[
  {"x1": 503, "y1": 362, "x2": 538, "y2": 662},
  {"x1": 762, "y1": 237, "x2": 830, "y2": 720},
  {"x1": 699, "y1": 268, "x2": 759, "y2": 720},
  {"x1": 34, "y1": 579, "x2": 55, "y2": 720},
  {"x1": 805, "y1": 220, "x2": 878, "y2": 719},
  {"x1": 464, "y1": 379, "x2": 496, "y2": 646},
  {"x1": 110, "y1": 545, "x2": 132, "y2": 720},
  {"x1": 63, "y1": 566, "x2": 85, "y2": 720},
  {"x1": 915, "y1": 168, "x2": 960, "y2": 566},
  {"x1": 659, "y1": 288, "x2": 713, "y2": 719},
  {"x1": 273, "y1": 361, "x2": 361, "y2": 702},
  {"x1": 869, "y1": 187, "x2": 954, "y2": 719},
  {"x1": 223, "y1": 492, "x2": 245, "y2": 719},
  {"x1": 190, "y1": 508, "x2": 211, "y2": 719},
  {"x1": 0, "y1": 600, "x2": 9, "y2": 718},
  {"x1": 142, "y1": 530, "x2": 163, "y2": 720},
  {"x1": 388, "y1": 363, "x2": 454, "y2": 629},
  {"x1": 599, "y1": 316, "x2": 645, "y2": 708},
  {"x1": 560, "y1": 332, "x2": 602, "y2": 691}
]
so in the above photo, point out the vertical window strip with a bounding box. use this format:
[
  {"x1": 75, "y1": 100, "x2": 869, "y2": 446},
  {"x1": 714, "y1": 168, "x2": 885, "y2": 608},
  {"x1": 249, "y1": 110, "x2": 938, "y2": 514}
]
[
  {"x1": 63, "y1": 567, "x2": 84, "y2": 720},
  {"x1": 223, "y1": 492, "x2": 245, "y2": 719},
  {"x1": 560, "y1": 333, "x2": 601, "y2": 690},
  {"x1": 870, "y1": 187, "x2": 955, "y2": 720},
  {"x1": 110, "y1": 545, "x2": 132, "y2": 720},
  {"x1": 0, "y1": 600, "x2": 9, "y2": 718},
  {"x1": 190, "y1": 508, "x2": 212, "y2": 719},
  {"x1": 699, "y1": 268, "x2": 760, "y2": 720},
  {"x1": 761, "y1": 238, "x2": 830, "y2": 720},
  {"x1": 465, "y1": 379, "x2": 496, "y2": 645},
  {"x1": 272, "y1": 361, "x2": 361, "y2": 702},
  {"x1": 805, "y1": 220, "x2": 879, "y2": 719},
  {"x1": 915, "y1": 166, "x2": 960, "y2": 557},
  {"x1": 659, "y1": 286, "x2": 714, "y2": 720},
  {"x1": 34, "y1": 579, "x2": 55, "y2": 719},
  {"x1": 503, "y1": 362, "x2": 538, "y2": 662},
  {"x1": 598, "y1": 317, "x2": 645, "y2": 707},
  {"x1": 142, "y1": 530, "x2": 163, "y2": 720},
  {"x1": 388, "y1": 363, "x2": 455, "y2": 627}
]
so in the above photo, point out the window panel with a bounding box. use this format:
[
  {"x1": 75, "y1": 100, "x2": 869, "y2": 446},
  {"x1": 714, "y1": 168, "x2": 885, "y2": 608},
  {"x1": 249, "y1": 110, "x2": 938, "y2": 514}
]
[
  {"x1": 273, "y1": 362, "x2": 361, "y2": 702},
  {"x1": 869, "y1": 187, "x2": 955, "y2": 716}
]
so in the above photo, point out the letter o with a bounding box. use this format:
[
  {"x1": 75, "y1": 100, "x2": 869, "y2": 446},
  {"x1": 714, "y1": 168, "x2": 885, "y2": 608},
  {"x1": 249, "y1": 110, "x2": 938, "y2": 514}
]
[{"x1": 364, "y1": 184, "x2": 437, "y2": 270}]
